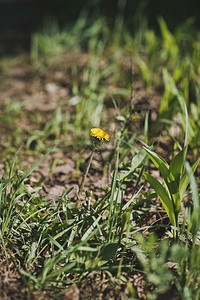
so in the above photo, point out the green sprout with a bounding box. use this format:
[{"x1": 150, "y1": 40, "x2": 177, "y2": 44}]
[{"x1": 143, "y1": 146, "x2": 200, "y2": 240}]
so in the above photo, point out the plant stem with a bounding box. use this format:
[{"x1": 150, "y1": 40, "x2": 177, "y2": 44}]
[{"x1": 79, "y1": 147, "x2": 96, "y2": 198}]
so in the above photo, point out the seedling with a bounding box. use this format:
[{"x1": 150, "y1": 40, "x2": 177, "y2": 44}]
[{"x1": 143, "y1": 146, "x2": 200, "y2": 240}]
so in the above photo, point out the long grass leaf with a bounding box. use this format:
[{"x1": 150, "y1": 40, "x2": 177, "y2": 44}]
[
  {"x1": 144, "y1": 172, "x2": 176, "y2": 226},
  {"x1": 169, "y1": 146, "x2": 187, "y2": 185},
  {"x1": 179, "y1": 157, "x2": 200, "y2": 200},
  {"x1": 143, "y1": 147, "x2": 170, "y2": 180},
  {"x1": 117, "y1": 149, "x2": 147, "y2": 182},
  {"x1": 19, "y1": 146, "x2": 56, "y2": 185}
]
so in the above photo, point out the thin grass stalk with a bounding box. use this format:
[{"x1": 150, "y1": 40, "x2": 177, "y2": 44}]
[
  {"x1": 108, "y1": 141, "x2": 120, "y2": 242},
  {"x1": 79, "y1": 147, "x2": 95, "y2": 198}
]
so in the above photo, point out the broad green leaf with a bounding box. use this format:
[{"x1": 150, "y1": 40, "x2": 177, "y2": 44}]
[
  {"x1": 170, "y1": 189, "x2": 181, "y2": 217},
  {"x1": 98, "y1": 243, "x2": 118, "y2": 266},
  {"x1": 169, "y1": 147, "x2": 187, "y2": 185},
  {"x1": 117, "y1": 149, "x2": 147, "y2": 182},
  {"x1": 144, "y1": 146, "x2": 179, "y2": 199},
  {"x1": 143, "y1": 147, "x2": 170, "y2": 181},
  {"x1": 131, "y1": 149, "x2": 147, "y2": 168},
  {"x1": 179, "y1": 157, "x2": 200, "y2": 200},
  {"x1": 144, "y1": 172, "x2": 176, "y2": 226}
]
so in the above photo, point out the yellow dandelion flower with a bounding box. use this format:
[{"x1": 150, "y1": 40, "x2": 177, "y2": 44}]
[{"x1": 90, "y1": 128, "x2": 110, "y2": 141}]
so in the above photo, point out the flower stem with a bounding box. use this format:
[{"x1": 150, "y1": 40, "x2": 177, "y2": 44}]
[{"x1": 79, "y1": 147, "x2": 96, "y2": 198}]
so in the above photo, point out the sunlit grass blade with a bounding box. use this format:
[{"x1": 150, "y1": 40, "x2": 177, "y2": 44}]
[
  {"x1": 143, "y1": 146, "x2": 170, "y2": 180},
  {"x1": 45, "y1": 262, "x2": 76, "y2": 280},
  {"x1": 144, "y1": 146, "x2": 180, "y2": 196},
  {"x1": 19, "y1": 145, "x2": 56, "y2": 185},
  {"x1": 108, "y1": 142, "x2": 120, "y2": 242},
  {"x1": 184, "y1": 161, "x2": 200, "y2": 236},
  {"x1": 169, "y1": 146, "x2": 187, "y2": 185},
  {"x1": 143, "y1": 172, "x2": 176, "y2": 227},
  {"x1": 81, "y1": 215, "x2": 101, "y2": 241},
  {"x1": 179, "y1": 157, "x2": 200, "y2": 200},
  {"x1": 117, "y1": 149, "x2": 147, "y2": 182}
]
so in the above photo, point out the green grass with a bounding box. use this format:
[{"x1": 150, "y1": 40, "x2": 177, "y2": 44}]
[{"x1": 0, "y1": 6, "x2": 200, "y2": 299}]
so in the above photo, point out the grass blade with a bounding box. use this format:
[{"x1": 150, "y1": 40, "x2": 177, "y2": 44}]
[{"x1": 143, "y1": 172, "x2": 176, "y2": 226}]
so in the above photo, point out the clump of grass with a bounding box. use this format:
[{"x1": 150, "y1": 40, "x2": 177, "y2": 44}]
[{"x1": 144, "y1": 145, "x2": 200, "y2": 240}]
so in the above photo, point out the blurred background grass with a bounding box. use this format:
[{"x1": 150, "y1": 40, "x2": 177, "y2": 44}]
[{"x1": 1, "y1": 0, "x2": 200, "y2": 55}]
